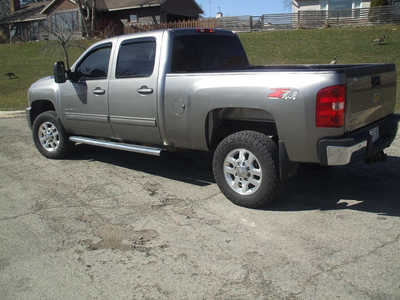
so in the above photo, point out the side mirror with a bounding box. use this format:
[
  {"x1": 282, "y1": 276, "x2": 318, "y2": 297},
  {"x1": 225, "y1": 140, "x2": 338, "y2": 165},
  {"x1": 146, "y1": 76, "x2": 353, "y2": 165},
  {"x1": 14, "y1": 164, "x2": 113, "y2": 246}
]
[
  {"x1": 67, "y1": 70, "x2": 79, "y2": 82},
  {"x1": 54, "y1": 61, "x2": 66, "y2": 83}
]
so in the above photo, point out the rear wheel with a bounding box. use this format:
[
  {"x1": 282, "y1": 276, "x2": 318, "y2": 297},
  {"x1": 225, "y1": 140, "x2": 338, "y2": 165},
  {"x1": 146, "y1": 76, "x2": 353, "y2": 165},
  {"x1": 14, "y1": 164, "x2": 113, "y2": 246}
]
[
  {"x1": 213, "y1": 131, "x2": 281, "y2": 209},
  {"x1": 32, "y1": 111, "x2": 72, "y2": 159}
]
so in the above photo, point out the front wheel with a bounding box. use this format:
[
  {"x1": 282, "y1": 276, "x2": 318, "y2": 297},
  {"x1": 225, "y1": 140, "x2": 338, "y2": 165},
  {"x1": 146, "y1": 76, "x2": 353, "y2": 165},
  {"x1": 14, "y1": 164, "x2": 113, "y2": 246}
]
[
  {"x1": 32, "y1": 111, "x2": 72, "y2": 159},
  {"x1": 213, "y1": 131, "x2": 281, "y2": 209}
]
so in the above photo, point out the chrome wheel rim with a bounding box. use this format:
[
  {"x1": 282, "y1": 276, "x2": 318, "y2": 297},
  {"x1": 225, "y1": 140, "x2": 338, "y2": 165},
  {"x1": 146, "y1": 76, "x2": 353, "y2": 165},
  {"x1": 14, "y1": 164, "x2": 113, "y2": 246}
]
[
  {"x1": 38, "y1": 121, "x2": 60, "y2": 152},
  {"x1": 223, "y1": 148, "x2": 262, "y2": 196}
]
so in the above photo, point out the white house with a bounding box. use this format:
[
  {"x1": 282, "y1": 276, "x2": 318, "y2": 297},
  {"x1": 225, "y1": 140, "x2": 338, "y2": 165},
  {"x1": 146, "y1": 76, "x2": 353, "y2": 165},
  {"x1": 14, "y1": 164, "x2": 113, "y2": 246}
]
[{"x1": 292, "y1": 0, "x2": 371, "y2": 13}]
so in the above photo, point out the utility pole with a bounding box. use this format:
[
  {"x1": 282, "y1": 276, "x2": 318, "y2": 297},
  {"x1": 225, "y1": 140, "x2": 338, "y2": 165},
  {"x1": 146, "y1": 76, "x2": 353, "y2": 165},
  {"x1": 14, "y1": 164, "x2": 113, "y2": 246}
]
[{"x1": 209, "y1": 0, "x2": 212, "y2": 17}]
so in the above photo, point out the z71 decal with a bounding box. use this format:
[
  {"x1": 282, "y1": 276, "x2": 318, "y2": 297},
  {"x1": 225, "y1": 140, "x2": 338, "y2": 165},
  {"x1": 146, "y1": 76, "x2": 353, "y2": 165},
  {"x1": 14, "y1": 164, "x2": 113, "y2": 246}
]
[{"x1": 268, "y1": 88, "x2": 298, "y2": 101}]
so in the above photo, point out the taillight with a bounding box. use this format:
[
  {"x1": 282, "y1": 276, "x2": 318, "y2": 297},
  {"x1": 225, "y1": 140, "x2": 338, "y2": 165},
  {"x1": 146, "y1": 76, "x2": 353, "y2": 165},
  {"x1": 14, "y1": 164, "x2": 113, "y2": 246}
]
[{"x1": 316, "y1": 85, "x2": 346, "y2": 127}]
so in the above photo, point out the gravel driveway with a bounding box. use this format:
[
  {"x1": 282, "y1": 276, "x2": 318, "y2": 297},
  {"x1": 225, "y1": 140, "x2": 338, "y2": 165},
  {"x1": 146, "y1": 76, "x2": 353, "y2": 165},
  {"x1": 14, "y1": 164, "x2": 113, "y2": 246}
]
[{"x1": 0, "y1": 117, "x2": 399, "y2": 299}]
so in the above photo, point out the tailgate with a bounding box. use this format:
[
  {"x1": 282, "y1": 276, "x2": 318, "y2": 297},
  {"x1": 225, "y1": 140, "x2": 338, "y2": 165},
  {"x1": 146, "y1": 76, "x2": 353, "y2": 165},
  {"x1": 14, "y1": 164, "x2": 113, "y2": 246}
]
[{"x1": 345, "y1": 64, "x2": 397, "y2": 132}]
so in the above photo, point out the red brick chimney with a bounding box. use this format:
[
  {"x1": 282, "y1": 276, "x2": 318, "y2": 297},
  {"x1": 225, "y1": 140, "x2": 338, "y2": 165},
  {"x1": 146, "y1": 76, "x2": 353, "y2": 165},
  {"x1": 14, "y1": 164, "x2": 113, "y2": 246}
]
[{"x1": 10, "y1": 0, "x2": 21, "y2": 13}]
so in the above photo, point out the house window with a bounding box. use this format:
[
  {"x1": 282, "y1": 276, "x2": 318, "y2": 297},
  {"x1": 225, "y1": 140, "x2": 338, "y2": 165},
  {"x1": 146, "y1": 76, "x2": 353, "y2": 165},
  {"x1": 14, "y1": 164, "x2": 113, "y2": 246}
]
[
  {"x1": 329, "y1": 0, "x2": 352, "y2": 11},
  {"x1": 130, "y1": 15, "x2": 137, "y2": 23},
  {"x1": 328, "y1": 0, "x2": 352, "y2": 17},
  {"x1": 321, "y1": 0, "x2": 328, "y2": 10},
  {"x1": 51, "y1": 11, "x2": 79, "y2": 32}
]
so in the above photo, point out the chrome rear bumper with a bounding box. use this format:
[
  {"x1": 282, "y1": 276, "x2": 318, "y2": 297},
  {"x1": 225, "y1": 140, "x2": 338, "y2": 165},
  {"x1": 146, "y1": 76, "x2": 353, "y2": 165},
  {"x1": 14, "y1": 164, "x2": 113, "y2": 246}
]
[
  {"x1": 319, "y1": 114, "x2": 398, "y2": 166},
  {"x1": 326, "y1": 141, "x2": 367, "y2": 166}
]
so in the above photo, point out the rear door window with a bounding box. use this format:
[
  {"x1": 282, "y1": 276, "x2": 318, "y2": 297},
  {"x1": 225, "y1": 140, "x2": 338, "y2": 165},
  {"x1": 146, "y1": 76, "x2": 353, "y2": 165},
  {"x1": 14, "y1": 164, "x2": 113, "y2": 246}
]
[{"x1": 116, "y1": 38, "x2": 156, "y2": 78}]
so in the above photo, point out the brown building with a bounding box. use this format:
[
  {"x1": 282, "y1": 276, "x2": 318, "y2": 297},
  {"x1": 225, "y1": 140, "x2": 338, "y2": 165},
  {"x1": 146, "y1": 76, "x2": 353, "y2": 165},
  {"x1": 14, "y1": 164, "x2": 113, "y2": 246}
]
[
  {"x1": 0, "y1": 0, "x2": 49, "y2": 41},
  {"x1": 0, "y1": 0, "x2": 203, "y2": 41}
]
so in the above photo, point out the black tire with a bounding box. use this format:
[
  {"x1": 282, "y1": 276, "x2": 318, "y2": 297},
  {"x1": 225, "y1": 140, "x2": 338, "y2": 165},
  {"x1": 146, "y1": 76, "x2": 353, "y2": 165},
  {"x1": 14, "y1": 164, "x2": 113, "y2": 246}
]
[
  {"x1": 213, "y1": 131, "x2": 281, "y2": 209},
  {"x1": 32, "y1": 111, "x2": 73, "y2": 159}
]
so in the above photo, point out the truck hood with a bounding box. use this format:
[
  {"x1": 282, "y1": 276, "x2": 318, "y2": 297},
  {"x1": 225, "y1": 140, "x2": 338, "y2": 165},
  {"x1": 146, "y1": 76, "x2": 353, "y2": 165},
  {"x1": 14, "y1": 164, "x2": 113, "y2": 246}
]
[
  {"x1": 28, "y1": 76, "x2": 58, "y2": 106},
  {"x1": 30, "y1": 76, "x2": 54, "y2": 90}
]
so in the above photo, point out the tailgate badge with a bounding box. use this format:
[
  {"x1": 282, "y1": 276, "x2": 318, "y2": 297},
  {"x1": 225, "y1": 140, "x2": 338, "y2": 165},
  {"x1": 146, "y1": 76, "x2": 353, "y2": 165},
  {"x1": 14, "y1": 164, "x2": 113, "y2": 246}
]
[{"x1": 268, "y1": 88, "x2": 298, "y2": 101}]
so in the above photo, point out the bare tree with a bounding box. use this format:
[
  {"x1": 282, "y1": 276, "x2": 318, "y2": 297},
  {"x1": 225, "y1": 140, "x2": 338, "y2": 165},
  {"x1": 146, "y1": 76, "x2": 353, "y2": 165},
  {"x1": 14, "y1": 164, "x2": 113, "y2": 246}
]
[
  {"x1": 0, "y1": 0, "x2": 10, "y2": 19},
  {"x1": 40, "y1": 15, "x2": 85, "y2": 69},
  {"x1": 75, "y1": 0, "x2": 96, "y2": 37}
]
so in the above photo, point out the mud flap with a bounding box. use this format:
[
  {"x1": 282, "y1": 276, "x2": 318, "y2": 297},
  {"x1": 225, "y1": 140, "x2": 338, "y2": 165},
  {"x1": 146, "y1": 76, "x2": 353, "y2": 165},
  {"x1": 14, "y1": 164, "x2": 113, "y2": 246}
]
[{"x1": 279, "y1": 140, "x2": 299, "y2": 182}]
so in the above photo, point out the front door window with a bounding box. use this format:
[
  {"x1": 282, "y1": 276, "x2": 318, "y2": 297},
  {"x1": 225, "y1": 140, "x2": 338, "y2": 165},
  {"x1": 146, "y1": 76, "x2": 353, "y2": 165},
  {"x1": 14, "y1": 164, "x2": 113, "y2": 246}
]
[{"x1": 75, "y1": 46, "x2": 111, "y2": 80}]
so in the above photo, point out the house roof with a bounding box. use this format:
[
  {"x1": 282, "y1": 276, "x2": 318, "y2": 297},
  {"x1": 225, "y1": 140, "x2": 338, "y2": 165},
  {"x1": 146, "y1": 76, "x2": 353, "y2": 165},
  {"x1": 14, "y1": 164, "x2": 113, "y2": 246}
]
[
  {"x1": 39, "y1": 0, "x2": 165, "y2": 13},
  {"x1": 0, "y1": 1, "x2": 50, "y2": 25},
  {"x1": 96, "y1": 0, "x2": 203, "y2": 15},
  {"x1": 0, "y1": 0, "x2": 203, "y2": 25},
  {"x1": 40, "y1": 0, "x2": 76, "y2": 14},
  {"x1": 96, "y1": 0, "x2": 163, "y2": 11}
]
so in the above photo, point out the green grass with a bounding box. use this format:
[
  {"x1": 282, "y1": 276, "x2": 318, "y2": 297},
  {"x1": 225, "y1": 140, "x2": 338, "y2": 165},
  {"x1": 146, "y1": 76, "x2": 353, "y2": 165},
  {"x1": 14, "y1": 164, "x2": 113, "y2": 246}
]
[
  {"x1": 0, "y1": 40, "x2": 93, "y2": 111},
  {"x1": 0, "y1": 25, "x2": 399, "y2": 111}
]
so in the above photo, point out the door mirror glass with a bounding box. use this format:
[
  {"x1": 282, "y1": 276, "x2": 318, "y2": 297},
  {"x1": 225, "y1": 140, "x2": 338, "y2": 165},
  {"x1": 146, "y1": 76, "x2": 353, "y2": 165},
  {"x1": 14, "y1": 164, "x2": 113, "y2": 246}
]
[{"x1": 54, "y1": 61, "x2": 66, "y2": 83}]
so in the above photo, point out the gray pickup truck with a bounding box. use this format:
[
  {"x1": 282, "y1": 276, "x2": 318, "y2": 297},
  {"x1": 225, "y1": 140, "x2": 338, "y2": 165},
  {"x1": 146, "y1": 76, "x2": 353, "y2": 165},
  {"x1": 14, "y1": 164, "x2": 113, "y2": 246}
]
[{"x1": 26, "y1": 29, "x2": 398, "y2": 208}]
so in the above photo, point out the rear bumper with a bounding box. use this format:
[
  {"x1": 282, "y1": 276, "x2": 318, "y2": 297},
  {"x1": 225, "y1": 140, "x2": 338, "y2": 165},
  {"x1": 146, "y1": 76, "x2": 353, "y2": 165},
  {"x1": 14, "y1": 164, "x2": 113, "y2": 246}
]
[{"x1": 318, "y1": 114, "x2": 398, "y2": 166}]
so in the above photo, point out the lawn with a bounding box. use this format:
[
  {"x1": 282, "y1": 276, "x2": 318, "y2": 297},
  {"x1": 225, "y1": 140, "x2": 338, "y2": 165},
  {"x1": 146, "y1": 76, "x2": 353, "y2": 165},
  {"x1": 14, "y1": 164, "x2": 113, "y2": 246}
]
[
  {"x1": 0, "y1": 40, "x2": 93, "y2": 111},
  {"x1": 0, "y1": 25, "x2": 399, "y2": 112}
]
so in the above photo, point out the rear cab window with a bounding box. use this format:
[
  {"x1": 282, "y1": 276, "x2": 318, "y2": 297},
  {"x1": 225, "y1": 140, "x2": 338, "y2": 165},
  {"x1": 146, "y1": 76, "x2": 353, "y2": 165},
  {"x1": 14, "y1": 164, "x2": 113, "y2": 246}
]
[{"x1": 170, "y1": 32, "x2": 249, "y2": 73}]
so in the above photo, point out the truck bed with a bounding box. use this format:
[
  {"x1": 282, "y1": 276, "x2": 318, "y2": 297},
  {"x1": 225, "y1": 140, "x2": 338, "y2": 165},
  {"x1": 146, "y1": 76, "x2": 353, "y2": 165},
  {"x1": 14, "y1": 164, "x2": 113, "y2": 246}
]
[{"x1": 249, "y1": 64, "x2": 397, "y2": 132}]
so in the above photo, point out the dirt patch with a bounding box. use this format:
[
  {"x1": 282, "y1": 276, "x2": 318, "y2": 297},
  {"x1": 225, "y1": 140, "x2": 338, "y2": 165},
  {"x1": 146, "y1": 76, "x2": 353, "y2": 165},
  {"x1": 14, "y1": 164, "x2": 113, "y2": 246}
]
[
  {"x1": 143, "y1": 182, "x2": 161, "y2": 196},
  {"x1": 85, "y1": 224, "x2": 159, "y2": 252},
  {"x1": 151, "y1": 195, "x2": 184, "y2": 209},
  {"x1": 31, "y1": 200, "x2": 47, "y2": 212},
  {"x1": 0, "y1": 258, "x2": 10, "y2": 271}
]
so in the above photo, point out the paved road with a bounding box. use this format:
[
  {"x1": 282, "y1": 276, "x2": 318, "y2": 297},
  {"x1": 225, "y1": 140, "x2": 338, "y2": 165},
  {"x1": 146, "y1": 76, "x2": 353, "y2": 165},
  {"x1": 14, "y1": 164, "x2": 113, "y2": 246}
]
[{"x1": 1, "y1": 117, "x2": 399, "y2": 299}]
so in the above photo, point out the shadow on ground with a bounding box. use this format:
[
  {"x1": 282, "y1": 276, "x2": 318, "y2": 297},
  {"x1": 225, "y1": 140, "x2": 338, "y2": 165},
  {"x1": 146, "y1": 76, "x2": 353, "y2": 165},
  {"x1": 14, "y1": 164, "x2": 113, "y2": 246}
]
[
  {"x1": 72, "y1": 145, "x2": 400, "y2": 217},
  {"x1": 73, "y1": 144, "x2": 215, "y2": 187},
  {"x1": 273, "y1": 156, "x2": 400, "y2": 217}
]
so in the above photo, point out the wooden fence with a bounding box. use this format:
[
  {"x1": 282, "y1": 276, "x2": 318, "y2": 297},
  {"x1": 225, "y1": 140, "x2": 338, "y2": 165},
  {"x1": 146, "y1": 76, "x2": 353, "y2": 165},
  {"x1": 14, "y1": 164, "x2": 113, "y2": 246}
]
[
  {"x1": 125, "y1": 19, "x2": 217, "y2": 34},
  {"x1": 260, "y1": 5, "x2": 400, "y2": 30},
  {"x1": 124, "y1": 6, "x2": 400, "y2": 34}
]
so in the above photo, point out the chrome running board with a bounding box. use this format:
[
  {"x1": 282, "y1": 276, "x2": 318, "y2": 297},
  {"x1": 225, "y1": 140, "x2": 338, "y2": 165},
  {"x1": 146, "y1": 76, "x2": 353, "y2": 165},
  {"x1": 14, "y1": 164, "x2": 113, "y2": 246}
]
[{"x1": 69, "y1": 136, "x2": 162, "y2": 157}]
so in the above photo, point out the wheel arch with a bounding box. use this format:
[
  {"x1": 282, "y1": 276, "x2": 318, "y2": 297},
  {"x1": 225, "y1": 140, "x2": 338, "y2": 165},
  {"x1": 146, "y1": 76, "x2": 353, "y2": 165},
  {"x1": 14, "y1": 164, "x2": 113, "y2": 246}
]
[
  {"x1": 205, "y1": 107, "x2": 279, "y2": 150},
  {"x1": 29, "y1": 100, "x2": 56, "y2": 126}
]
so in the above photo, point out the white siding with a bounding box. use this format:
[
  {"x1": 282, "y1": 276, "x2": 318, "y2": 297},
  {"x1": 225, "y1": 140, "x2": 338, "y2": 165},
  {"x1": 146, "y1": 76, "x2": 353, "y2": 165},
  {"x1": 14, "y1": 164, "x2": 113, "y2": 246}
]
[
  {"x1": 293, "y1": 0, "x2": 321, "y2": 12},
  {"x1": 293, "y1": 0, "x2": 371, "y2": 12},
  {"x1": 361, "y1": 0, "x2": 371, "y2": 8}
]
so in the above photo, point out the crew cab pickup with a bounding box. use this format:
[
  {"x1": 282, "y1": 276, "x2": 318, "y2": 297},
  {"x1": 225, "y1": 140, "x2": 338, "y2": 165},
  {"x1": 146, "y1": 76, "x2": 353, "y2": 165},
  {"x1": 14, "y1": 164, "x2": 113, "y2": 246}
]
[{"x1": 26, "y1": 29, "x2": 399, "y2": 208}]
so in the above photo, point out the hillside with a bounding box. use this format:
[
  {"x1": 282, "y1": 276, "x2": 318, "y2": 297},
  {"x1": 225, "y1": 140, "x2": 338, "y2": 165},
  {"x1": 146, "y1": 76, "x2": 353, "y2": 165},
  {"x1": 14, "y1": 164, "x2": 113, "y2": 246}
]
[{"x1": 0, "y1": 25, "x2": 399, "y2": 112}]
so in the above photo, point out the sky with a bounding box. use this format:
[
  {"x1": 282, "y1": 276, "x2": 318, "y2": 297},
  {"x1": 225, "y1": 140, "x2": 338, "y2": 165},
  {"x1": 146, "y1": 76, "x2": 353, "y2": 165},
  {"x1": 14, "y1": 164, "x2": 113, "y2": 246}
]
[{"x1": 196, "y1": 0, "x2": 291, "y2": 17}]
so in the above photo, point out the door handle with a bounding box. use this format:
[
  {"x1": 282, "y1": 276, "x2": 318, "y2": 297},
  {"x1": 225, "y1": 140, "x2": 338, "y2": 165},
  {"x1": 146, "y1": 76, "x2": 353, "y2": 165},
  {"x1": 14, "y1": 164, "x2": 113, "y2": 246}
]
[
  {"x1": 137, "y1": 86, "x2": 154, "y2": 95},
  {"x1": 93, "y1": 87, "x2": 105, "y2": 95}
]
